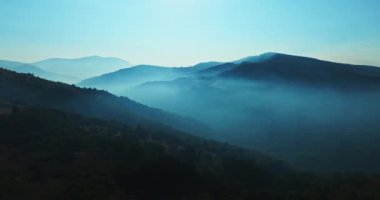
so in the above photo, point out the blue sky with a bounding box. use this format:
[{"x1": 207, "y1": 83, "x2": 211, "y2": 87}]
[{"x1": 1, "y1": 0, "x2": 380, "y2": 66}]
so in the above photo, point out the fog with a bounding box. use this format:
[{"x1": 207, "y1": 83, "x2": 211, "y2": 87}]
[
  {"x1": 123, "y1": 77, "x2": 380, "y2": 172},
  {"x1": 75, "y1": 54, "x2": 380, "y2": 173}
]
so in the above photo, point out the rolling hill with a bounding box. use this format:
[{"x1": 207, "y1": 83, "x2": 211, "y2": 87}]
[
  {"x1": 78, "y1": 65, "x2": 194, "y2": 93},
  {"x1": 221, "y1": 53, "x2": 380, "y2": 88},
  {"x1": 0, "y1": 60, "x2": 79, "y2": 83},
  {"x1": 33, "y1": 56, "x2": 130, "y2": 80},
  {"x1": 2, "y1": 101, "x2": 379, "y2": 199},
  {"x1": 77, "y1": 53, "x2": 279, "y2": 90},
  {"x1": 0, "y1": 68, "x2": 210, "y2": 137},
  {"x1": 79, "y1": 53, "x2": 380, "y2": 173},
  {"x1": 1, "y1": 54, "x2": 380, "y2": 199}
]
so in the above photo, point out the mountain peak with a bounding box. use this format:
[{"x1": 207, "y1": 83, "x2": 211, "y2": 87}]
[{"x1": 233, "y1": 52, "x2": 279, "y2": 64}]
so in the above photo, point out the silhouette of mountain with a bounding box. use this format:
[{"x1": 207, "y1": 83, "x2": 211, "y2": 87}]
[
  {"x1": 80, "y1": 53, "x2": 380, "y2": 173},
  {"x1": 2, "y1": 54, "x2": 380, "y2": 199},
  {"x1": 0, "y1": 60, "x2": 25, "y2": 69},
  {"x1": 78, "y1": 53, "x2": 279, "y2": 90},
  {"x1": 0, "y1": 60, "x2": 79, "y2": 83},
  {"x1": 33, "y1": 55, "x2": 130, "y2": 81},
  {"x1": 198, "y1": 63, "x2": 238, "y2": 76},
  {"x1": 191, "y1": 61, "x2": 225, "y2": 70},
  {"x1": 0, "y1": 68, "x2": 210, "y2": 136},
  {"x1": 78, "y1": 65, "x2": 193, "y2": 93},
  {"x1": 81, "y1": 52, "x2": 380, "y2": 94},
  {"x1": 221, "y1": 53, "x2": 380, "y2": 88},
  {"x1": 232, "y1": 52, "x2": 278, "y2": 64}
]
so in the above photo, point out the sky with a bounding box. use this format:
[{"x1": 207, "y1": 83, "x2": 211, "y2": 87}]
[{"x1": 1, "y1": 0, "x2": 380, "y2": 66}]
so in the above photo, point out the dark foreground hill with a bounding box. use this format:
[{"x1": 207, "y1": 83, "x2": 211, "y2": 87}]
[
  {"x1": 1, "y1": 104, "x2": 380, "y2": 200},
  {"x1": 0, "y1": 68, "x2": 210, "y2": 136}
]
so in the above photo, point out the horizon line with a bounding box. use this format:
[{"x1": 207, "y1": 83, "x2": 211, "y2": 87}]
[{"x1": 2, "y1": 52, "x2": 380, "y2": 68}]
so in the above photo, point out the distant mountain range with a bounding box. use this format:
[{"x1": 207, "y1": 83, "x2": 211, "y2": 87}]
[
  {"x1": 78, "y1": 65, "x2": 194, "y2": 93},
  {"x1": 79, "y1": 53, "x2": 380, "y2": 173},
  {"x1": 79, "y1": 52, "x2": 380, "y2": 94},
  {"x1": 0, "y1": 56, "x2": 130, "y2": 83},
  {"x1": 76, "y1": 53, "x2": 282, "y2": 93},
  {"x1": 33, "y1": 55, "x2": 130, "y2": 80},
  {"x1": 221, "y1": 53, "x2": 380, "y2": 87},
  {"x1": 3, "y1": 52, "x2": 380, "y2": 172},
  {"x1": 2, "y1": 53, "x2": 380, "y2": 198},
  {"x1": 0, "y1": 60, "x2": 79, "y2": 83}
]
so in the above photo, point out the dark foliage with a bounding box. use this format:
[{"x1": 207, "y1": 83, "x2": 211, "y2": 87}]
[{"x1": 0, "y1": 106, "x2": 379, "y2": 199}]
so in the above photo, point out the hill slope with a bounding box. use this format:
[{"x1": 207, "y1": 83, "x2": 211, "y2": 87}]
[
  {"x1": 33, "y1": 56, "x2": 130, "y2": 80},
  {"x1": 0, "y1": 68, "x2": 209, "y2": 136},
  {"x1": 221, "y1": 53, "x2": 380, "y2": 88},
  {"x1": 81, "y1": 53, "x2": 380, "y2": 173},
  {"x1": 0, "y1": 60, "x2": 78, "y2": 83},
  {"x1": 2, "y1": 104, "x2": 379, "y2": 199},
  {"x1": 78, "y1": 65, "x2": 193, "y2": 93}
]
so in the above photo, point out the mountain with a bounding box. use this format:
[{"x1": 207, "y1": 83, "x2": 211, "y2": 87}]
[
  {"x1": 80, "y1": 53, "x2": 380, "y2": 173},
  {"x1": 222, "y1": 53, "x2": 380, "y2": 88},
  {"x1": 77, "y1": 53, "x2": 282, "y2": 93},
  {"x1": 78, "y1": 65, "x2": 193, "y2": 93},
  {"x1": 0, "y1": 60, "x2": 25, "y2": 69},
  {"x1": 232, "y1": 52, "x2": 278, "y2": 64},
  {"x1": 0, "y1": 60, "x2": 79, "y2": 83},
  {"x1": 33, "y1": 56, "x2": 130, "y2": 81},
  {"x1": 191, "y1": 61, "x2": 225, "y2": 71},
  {"x1": 198, "y1": 63, "x2": 238, "y2": 76},
  {"x1": 2, "y1": 54, "x2": 380, "y2": 198},
  {"x1": 77, "y1": 61, "x2": 239, "y2": 94},
  {"x1": 0, "y1": 68, "x2": 210, "y2": 136},
  {"x1": 3, "y1": 102, "x2": 379, "y2": 199}
]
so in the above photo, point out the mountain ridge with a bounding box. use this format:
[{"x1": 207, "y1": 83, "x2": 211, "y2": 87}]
[
  {"x1": 0, "y1": 60, "x2": 79, "y2": 83},
  {"x1": 33, "y1": 55, "x2": 131, "y2": 81},
  {"x1": 0, "y1": 68, "x2": 211, "y2": 137},
  {"x1": 76, "y1": 53, "x2": 380, "y2": 173},
  {"x1": 79, "y1": 53, "x2": 380, "y2": 92},
  {"x1": 220, "y1": 53, "x2": 380, "y2": 88}
]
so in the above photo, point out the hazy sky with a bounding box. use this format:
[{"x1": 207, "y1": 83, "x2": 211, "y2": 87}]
[{"x1": 1, "y1": 0, "x2": 380, "y2": 66}]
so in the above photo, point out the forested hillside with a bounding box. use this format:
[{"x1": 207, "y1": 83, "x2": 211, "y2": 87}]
[{"x1": 1, "y1": 105, "x2": 379, "y2": 200}]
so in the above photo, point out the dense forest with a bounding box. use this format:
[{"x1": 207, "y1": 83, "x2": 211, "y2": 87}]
[{"x1": 1, "y1": 105, "x2": 380, "y2": 200}]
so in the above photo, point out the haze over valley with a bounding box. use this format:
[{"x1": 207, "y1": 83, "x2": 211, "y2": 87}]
[
  {"x1": 78, "y1": 53, "x2": 380, "y2": 173},
  {"x1": 3, "y1": 52, "x2": 380, "y2": 173},
  {"x1": 1, "y1": 0, "x2": 380, "y2": 199}
]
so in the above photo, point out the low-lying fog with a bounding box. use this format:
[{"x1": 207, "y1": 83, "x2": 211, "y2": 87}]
[{"x1": 124, "y1": 77, "x2": 380, "y2": 172}]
